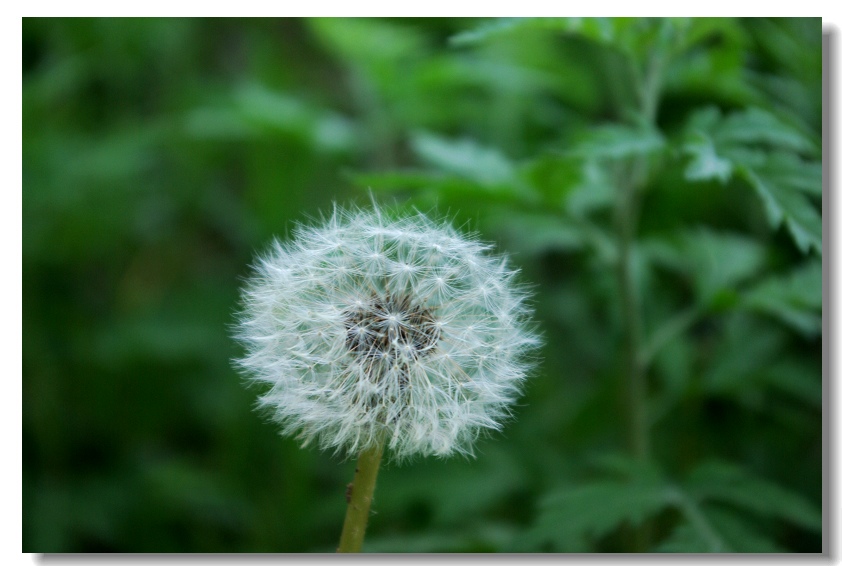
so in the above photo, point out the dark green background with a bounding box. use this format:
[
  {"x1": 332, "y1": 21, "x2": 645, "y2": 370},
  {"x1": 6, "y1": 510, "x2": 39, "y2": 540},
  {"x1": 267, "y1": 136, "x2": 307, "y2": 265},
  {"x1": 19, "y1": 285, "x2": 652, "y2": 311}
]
[{"x1": 23, "y1": 18, "x2": 822, "y2": 552}]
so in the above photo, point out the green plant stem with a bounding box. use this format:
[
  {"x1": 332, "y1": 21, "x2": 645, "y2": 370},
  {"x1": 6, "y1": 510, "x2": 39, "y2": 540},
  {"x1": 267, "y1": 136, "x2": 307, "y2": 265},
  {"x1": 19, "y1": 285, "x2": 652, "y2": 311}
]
[
  {"x1": 615, "y1": 44, "x2": 665, "y2": 553},
  {"x1": 615, "y1": 181, "x2": 648, "y2": 463},
  {"x1": 337, "y1": 443, "x2": 384, "y2": 553}
]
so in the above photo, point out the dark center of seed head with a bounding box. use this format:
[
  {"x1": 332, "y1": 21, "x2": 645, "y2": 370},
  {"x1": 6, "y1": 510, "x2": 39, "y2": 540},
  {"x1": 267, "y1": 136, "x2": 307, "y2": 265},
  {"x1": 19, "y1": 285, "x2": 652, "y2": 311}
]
[{"x1": 344, "y1": 294, "x2": 440, "y2": 360}]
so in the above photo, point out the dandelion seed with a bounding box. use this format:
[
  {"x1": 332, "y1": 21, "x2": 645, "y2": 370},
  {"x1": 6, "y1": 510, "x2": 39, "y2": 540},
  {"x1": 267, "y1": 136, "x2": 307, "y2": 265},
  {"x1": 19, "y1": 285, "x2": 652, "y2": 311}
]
[{"x1": 234, "y1": 204, "x2": 540, "y2": 462}]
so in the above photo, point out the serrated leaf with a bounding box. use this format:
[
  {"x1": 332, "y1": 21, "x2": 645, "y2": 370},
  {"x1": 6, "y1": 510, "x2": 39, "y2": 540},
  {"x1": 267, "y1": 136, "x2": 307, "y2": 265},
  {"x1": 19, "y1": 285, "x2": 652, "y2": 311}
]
[
  {"x1": 683, "y1": 230, "x2": 766, "y2": 303},
  {"x1": 703, "y1": 508, "x2": 788, "y2": 552},
  {"x1": 656, "y1": 508, "x2": 786, "y2": 553},
  {"x1": 529, "y1": 460, "x2": 672, "y2": 551},
  {"x1": 185, "y1": 84, "x2": 356, "y2": 153},
  {"x1": 683, "y1": 133, "x2": 733, "y2": 183},
  {"x1": 682, "y1": 107, "x2": 822, "y2": 255},
  {"x1": 568, "y1": 123, "x2": 665, "y2": 161},
  {"x1": 703, "y1": 314, "x2": 786, "y2": 395},
  {"x1": 743, "y1": 261, "x2": 822, "y2": 336},
  {"x1": 449, "y1": 17, "x2": 568, "y2": 46},
  {"x1": 655, "y1": 522, "x2": 716, "y2": 553},
  {"x1": 715, "y1": 107, "x2": 816, "y2": 155},
  {"x1": 490, "y1": 210, "x2": 585, "y2": 255},
  {"x1": 683, "y1": 106, "x2": 817, "y2": 157},
  {"x1": 565, "y1": 160, "x2": 615, "y2": 217},
  {"x1": 759, "y1": 358, "x2": 822, "y2": 407},
  {"x1": 757, "y1": 152, "x2": 823, "y2": 197},
  {"x1": 410, "y1": 131, "x2": 517, "y2": 188},
  {"x1": 687, "y1": 461, "x2": 822, "y2": 532},
  {"x1": 520, "y1": 155, "x2": 583, "y2": 209},
  {"x1": 643, "y1": 229, "x2": 766, "y2": 305},
  {"x1": 531, "y1": 481, "x2": 672, "y2": 551},
  {"x1": 742, "y1": 165, "x2": 822, "y2": 254},
  {"x1": 364, "y1": 523, "x2": 517, "y2": 553},
  {"x1": 308, "y1": 17, "x2": 426, "y2": 67}
]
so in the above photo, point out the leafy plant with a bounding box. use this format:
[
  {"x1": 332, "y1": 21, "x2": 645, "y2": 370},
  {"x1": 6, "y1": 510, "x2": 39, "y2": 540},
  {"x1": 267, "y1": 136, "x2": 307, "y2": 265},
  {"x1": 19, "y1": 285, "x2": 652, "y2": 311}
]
[{"x1": 23, "y1": 17, "x2": 821, "y2": 552}]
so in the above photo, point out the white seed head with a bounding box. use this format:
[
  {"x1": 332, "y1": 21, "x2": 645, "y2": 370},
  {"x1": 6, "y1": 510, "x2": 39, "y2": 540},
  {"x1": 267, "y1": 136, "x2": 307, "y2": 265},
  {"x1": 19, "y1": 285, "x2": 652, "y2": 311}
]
[{"x1": 234, "y1": 204, "x2": 540, "y2": 461}]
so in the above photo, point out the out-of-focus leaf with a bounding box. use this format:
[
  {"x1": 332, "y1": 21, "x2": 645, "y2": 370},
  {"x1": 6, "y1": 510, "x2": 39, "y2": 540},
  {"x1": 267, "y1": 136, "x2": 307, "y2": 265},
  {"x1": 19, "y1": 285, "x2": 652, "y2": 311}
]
[
  {"x1": 643, "y1": 229, "x2": 765, "y2": 306},
  {"x1": 520, "y1": 155, "x2": 582, "y2": 209},
  {"x1": 687, "y1": 461, "x2": 822, "y2": 532},
  {"x1": 364, "y1": 522, "x2": 517, "y2": 553},
  {"x1": 741, "y1": 165, "x2": 822, "y2": 254},
  {"x1": 528, "y1": 458, "x2": 672, "y2": 551},
  {"x1": 491, "y1": 210, "x2": 585, "y2": 255},
  {"x1": 703, "y1": 314, "x2": 786, "y2": 395},
  {"x1": 532, "y1": 483, "x2": 671, "y2": 551},
  {"x1": 450, "y1": 18, "x2": 567, "y2": 46},
  {"x1": 452, "y1": 18, "x2": 732, "y2": 71},
  {"x1": 375, "y1": 447, "x2": 528, "y2": 528},
  {"x1": 656, "y1": 508, "x2": 785, "y2": 552},
  {"x1": 185, "y1": 84, "x2": 356, "y2": 153},
  {"x1": 682, "y1": 107, "x2": 821, "y2": 254},
  {"x1": 346, "y1": 169, "x2": 445, "y2": 192},
  {"x1": 683, "y1": 133, "x2": 733, "y2": 183},
  {"x1": 713, "y1": 107, "x2": 816, "y2": 154},
  {"x1": 758, "y1": 358, "x2": 822, "y2": 407},
  {"x1": 410, "y1": 131, "x2": 517, "y2": 188},
  {"x1": 308, "y1": 17, "x2": 427, "y2": 68},
  {"x1": 756, "y1": 152, "x2": 822, "y2": 197},
  {"x1": 655, "y1": 522, "x2": 716, "y2": 553},
  {"x1": 568, "y1": 123, "x2": 665, "y2": 161},
  {"x1": 743, "y1": 261, "x2": 822, "y2": 336},
  {"x1": 682, "y1": 230, "x2": 766, "y2": 304}
]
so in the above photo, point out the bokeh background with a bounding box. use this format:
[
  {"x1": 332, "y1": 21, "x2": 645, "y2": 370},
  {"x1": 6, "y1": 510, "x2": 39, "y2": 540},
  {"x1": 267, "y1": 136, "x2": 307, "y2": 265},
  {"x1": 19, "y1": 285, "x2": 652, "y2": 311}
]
[{"x1": 23, "y1": 17, "x2": 822, "y2": 552}]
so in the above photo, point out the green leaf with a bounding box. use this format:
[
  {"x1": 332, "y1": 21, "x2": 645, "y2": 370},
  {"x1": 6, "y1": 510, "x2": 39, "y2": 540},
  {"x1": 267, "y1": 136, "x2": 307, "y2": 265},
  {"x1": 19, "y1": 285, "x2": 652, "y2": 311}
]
[
  {"x1": 756, "y1": 152, "x2": 822, "y2": 197},
  {"x1": 758, "y1": 357, "x2": 822, "y2": 407},
  {"x1": 528, "y1": 459, "x2": 672, "y2": 551},
  {"x1": 682, "y1": 107, "x2": 822, "y2": 254},
  {"x1": 643, "y1": 229, "x2": 766, "y2": 305},
  {"x1": 410, "y1": 131, "x2": 517, "y2": 188},
  {"x1": 308, "y1": 17, "x2": 426, "y2": 67},
  {"x1": 683, "y1": 133, "x2": 733, "y2": 183},
  {"x1": 714, "y1": 107, "x2": 816, "y2": 155},
  {"x1": 655, "y1": 522, "x2": 715, "y2": 553},
  {"x1": 743, "y1": 261, "x2": 822, "y2": 336},
  {"x1": 568, "y1": 123, "x2": 665, "y2": 161},
  {"x1": 741, "y1": 164, "x2": 822, "y2": 254},
  {"x1": 452, "y1": 18, "x2": 704, "y2": 67},
  {"x1": 364, "y1": 523, "x2": 517, "y2": 553},
  {"x1": 531, "y1": 481, "x2": 672, "y2": 551},
  {"x1": 185, "y1": 84, "x2": 356, "y2": 153},
  {"x1": 565, "y1": 160, "x2": 616, "y2": 217},
  {"x1": 449, "y1": 18, "x2": 568, "y2": 46},
  {"x1": 490, "y1": 210, "x2": 585, "y2": 255},
  {"x1": 345, "y1": 169, "x2": 445, "y2": 192},
  {"x1": 684, "y1": 230, "x2": 766, "y2": 304},
  {"x1": 702, "y1": 314, "x2": 786, "y2": 395},
  {"x1": 656, "y1": 509, "x2": 786, "y2": 553},
  {"x1": 687, "y1": 461, "x2": 822, "y2": 532}
]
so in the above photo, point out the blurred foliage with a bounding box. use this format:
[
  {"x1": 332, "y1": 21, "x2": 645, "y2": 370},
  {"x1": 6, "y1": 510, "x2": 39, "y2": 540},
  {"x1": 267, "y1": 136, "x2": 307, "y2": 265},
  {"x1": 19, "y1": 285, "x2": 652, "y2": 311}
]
[{"x1": 23, "y1": 17, "x2": 822, "y2": 552}]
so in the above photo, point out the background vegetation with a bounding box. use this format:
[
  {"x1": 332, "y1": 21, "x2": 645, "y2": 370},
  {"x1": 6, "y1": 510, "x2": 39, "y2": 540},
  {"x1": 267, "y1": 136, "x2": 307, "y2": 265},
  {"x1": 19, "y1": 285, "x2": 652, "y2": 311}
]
[{"x1": 23, "y1": 17, "x2": 823, "y2": 552}]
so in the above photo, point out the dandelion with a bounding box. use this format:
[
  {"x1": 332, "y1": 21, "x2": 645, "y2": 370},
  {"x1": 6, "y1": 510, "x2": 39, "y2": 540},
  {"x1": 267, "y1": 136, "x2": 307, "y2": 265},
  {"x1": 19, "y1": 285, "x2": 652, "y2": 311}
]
[{"x1": 234, "y1": 204, "x2": 540, "y2": 552}]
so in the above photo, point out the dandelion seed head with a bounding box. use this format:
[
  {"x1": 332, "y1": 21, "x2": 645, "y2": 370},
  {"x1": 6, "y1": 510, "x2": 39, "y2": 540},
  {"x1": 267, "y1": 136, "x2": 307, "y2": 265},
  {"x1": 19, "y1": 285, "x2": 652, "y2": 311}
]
[{"x1": 234, "y1": 204, "x2": 540, "y2": 460}]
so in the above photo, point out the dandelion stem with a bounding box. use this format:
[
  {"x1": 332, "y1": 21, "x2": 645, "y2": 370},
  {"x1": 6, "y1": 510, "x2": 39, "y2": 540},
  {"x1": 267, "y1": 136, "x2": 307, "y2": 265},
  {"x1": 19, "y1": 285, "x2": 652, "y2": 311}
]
[{"x1": 337, "y1": 443, "x2": 384, "y2": 553}]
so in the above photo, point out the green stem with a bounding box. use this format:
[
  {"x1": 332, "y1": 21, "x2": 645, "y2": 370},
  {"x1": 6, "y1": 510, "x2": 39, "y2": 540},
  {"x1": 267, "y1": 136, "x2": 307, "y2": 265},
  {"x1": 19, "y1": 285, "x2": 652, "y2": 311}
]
[
  {"x1": 615, "y1": 42, "x2": 666, "y2": 553},
  {"x1": 337, "y1": 443, "x2": 384, "y2": 553},
  {"x1": 615, "y1": 182, "x2": 648, "y2": 463}
]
